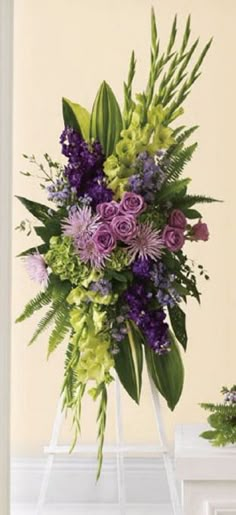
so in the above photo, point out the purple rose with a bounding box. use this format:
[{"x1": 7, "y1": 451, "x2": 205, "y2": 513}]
[
  {"x1": 96, "y1": 200, "x2": 120, "y2": 221},
  {"x1": 92, "y1": 223, "x2": 116, "y2": 254},
  {"x1": 162, "y1": 225, "x2": 185, "y2": 252},
  {"x1": 119, "y1": 192, "x2": 145, "y2": 216},
  {"x1": 111, "y1": 215, "x2": 137, "y2": 242},
  {"x1": 169, "y1": 209, "x2": 187, "y2": 230},
  {"x1": 191, "y1": 221, "x2": 209, "y2": 241}
]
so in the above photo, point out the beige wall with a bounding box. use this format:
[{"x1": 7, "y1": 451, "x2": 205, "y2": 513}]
[{"x1": 12, "y1": 0, "x2": 236, "y2": 456}]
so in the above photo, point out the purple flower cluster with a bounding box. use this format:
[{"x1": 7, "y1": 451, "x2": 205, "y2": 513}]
[
  {"x1": 129, "y1": 151, "x2": 166, "y2": 203},
  {"x1": 47, "y1": 178, "x2": 70, "y2": 206},
  {"x1": 124, "y1": 284, "x2": 170, "y2": 354},
  {"x1": 132, "y1": 258, "x2": 180, "y2": 308},
  {"x1": 89, "y1": 278, "x2": 112, "y2": 296},
  {"x1": 60, "y1": 127, "x2": 112, "y2": 208}
]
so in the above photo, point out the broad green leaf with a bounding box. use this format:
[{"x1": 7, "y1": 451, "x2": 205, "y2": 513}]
[
  {"x1": 200, "y1": 430, "x2": 218, "y2": 440},
  {"x1": 168, "y1": 303, "x2": 188, "y2": 350},
  {"x1": 115, "y1": 321, "x2": 143, "y2": 404},
  {"x1": 145, "y1": 332, "x2": 184, "y2": 410},
  {"x1": 34, "y1": 219, "x2": 61, "y2": 243},
  {"x1": 62, "y1": 97, "x2": 90, "y2": 140},
  {"x1": 17, "y1": 244, "x2": 48, "y2": 257},
  {"x1": 16, "y1": 196, "x2": 55, "y2": 224},
  {"x1": 183, "y1": 208, "x2": 202, "y2": 219},
  {"x1": 90, "y1": 81, "x2": 123, "y2": 157}
]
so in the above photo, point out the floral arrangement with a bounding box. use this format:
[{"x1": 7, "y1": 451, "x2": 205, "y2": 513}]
[
  {"x1": 16, "y1": 10, "x2": 217, "y2": 477},
  {"x1": 200, "y1": 386, "x2": 236, "y2": 446}
]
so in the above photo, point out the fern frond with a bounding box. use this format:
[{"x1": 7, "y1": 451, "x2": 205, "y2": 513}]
[
  {"x1": 28, "y1": 305, "x2": 60, "y2": 345},
  {"x1": 47, "y1": 307, "x2": 71, "y2": 358},
  {"x1": 166, "y1": 143, "x2": 197, "y2": 182},
  {"x1": 16, "y1": 286, "x2": 52, "y2": 323},
  {"x1": 174, "y1": 194, "x2": 221, "y2": 208}
]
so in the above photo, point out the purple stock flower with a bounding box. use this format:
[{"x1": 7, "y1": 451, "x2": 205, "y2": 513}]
[
  {"x1": 60, "y1": 127, "x2": 113, "y2": 208},
  {"x1": 111, "y1": 215, "x2": 137, "y2": 242},
  {"x1": 132, "y1": 258, "x2": 151, "y2": 278},
  {"x1": 162, "y1": 225, "x2": 185, "y2": 252},
  {"x1": 25, "y1": 252, "x2": 49, "y2": 287}
]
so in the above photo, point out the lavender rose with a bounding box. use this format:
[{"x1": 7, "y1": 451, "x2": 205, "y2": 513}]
[
  {"x1": 169, "y1": 209, "x2": 187, "y2": 230},
  {"x1": 191, "y1": 221, "x2": 209, "y2": 241},
  {"x1": 96, "y1": 200, "x2": 119, "y2": 221},
  {"x1": 162, "y1": 225, "x2": 185, "y2": 252},
  {"x1": 93, "y1": 223, "x2": 116, "y2": 254},
  {"x1": 119, "y1": 192, "x2": 145, "y2": 216},
  {"x1": 111, "y1": 215, "x2": 137, "y2": 242}
]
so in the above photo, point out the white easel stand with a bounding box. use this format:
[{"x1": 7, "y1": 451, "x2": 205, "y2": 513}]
[{"x1": 35, "y1": 372, "x2": 182, "y2": 515}]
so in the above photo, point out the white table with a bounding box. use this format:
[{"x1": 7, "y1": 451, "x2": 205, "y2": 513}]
[{"x1": 175, "y1": 425, "x2": 236, "y2": 515}]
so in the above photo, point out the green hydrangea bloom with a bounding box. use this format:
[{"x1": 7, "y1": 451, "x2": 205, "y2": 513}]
[
  {"x1": 107, "y1": 247, "x2": 130, "y2": 271},
  {"x1": 45, "y1": 236, "x2": 89, "y2": 285}
]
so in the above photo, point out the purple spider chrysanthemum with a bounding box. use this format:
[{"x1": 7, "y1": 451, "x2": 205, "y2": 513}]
[
  {"x1": 127, "y1": 223, "x2": 164, "y2": 262},
  {"x1": 78, "y1": 238, "x2": 107, "y2": 269},
  {"x1": 25, "y1": 252, "x2": 49, "y2": 287},
  {"x1": 61, "y1": 206, "x2": 101, "y2": 242}
]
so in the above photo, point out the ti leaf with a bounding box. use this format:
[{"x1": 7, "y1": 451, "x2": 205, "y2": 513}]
[
  {"x1": 17, "y1": 244, "x2": 48, "y2": 257},
  {"x1": 90, "y1": 81, "x2": 123, "y2": 157},
  {"x1": 145, "y1": 332, "x2": 184, "y2": 410},
  {"x1": 168, "y1": 303, "x2": 188, "y2": 350},
  {"x1": 62, "y1": 97, "x2": 90, "y2": 140},
  {"x1": 16, "y1": 196, "x2": 55, "y2": 224},
  {"x1": 115, "y1": 321, "x2": 143, "y2": 404},
  {"x1": 200, "y1": 430, "x2": 219, "y2": 440}
]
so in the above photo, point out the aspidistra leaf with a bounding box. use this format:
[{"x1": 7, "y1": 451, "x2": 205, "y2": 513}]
[
  {"x1": 62, "y1": 97, "x2": 90, "y2": 140},
  {"x1": 90, "y1": 81, "x2": 123, "y2": 157},
  {"x1": 145, "y1": 332, "x2": 184, "y2": 410},
  {"x1": 115, "y1": 321, "x2": 143, "y2": 404},
  {"x1": 168, "y1": 303, "x2": 188, "y2": 350}
]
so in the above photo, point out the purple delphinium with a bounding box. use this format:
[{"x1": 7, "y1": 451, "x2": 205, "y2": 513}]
[
  {"x1": 150, "y1": 261, "x2": 181, "y2": 308},
  {"x1": 89, "y1": 278, "x2": 112, "y2": 296},
  {"x1": 124, "y1": 283, "x2": 170, "y2": 354},
  {"x1": 128, "y1": 150, "x2": 166, "y2": 202},
  {"x1": 132, "y1": 257, "x2": 151, "y2": 279},
  {"x1": 60, "y1": 127, "x2": 112, "y2": 208}
]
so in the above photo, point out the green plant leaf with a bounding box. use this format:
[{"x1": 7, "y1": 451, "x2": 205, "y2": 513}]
[
  {"x1": 145, "y1": 332, "x2": 184, "y2": 410},
  {"x1": 90, "y1": 81, "x2": 123, "y2": 157},
  {"x1": 200, "y1": 430, "x2": 218, "y2": 440},
  {"x1": 62, "y1": 97, "x2": 90, "y2": 140},
  {"x1": 17, "y1": 244, "x2": 48, "y2": 257},
  {"x1": 168, "y1": 304, "x2": 188, "y2": 350},
  {"x1": 157, "y1": 178, "x2": 191, "y2": 202},
  {"x1": 115, "y1": 321, "x2": 143, "y2": 404},
  {"x1": 183, "y1": 208, "x2": 202, "y2": 219},
  {"x1": 16, "y1": 196, "x2": 55, "y2": 224}
]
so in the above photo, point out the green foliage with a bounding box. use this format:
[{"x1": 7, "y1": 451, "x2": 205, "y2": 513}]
[
  {"x1": 90, "y1": 81, "x2": 123, "y2": 157},
  {"x1": 168, "y1": 303, "x2": 188, "y2": 350},
  {"x1": 16, "y1": 282, "x2": 53, "y2": 323},
  {"x1": 115, "y1": 321, "x2": 143, "y2": 404},
  {"x1": 166, "y1": 143, "x2": 198, "y2": 182},
  {"x1": 16, "y1": 196, "x2": 55, "y2": 224},
  {"x1": 62, "y1": 97, "x2": 90, "y2": 140},
  {"x1": 17, "y1": 244, "x2": 48, "y2": 258},
  {"x1": 157, "y1": 178, "x2": 191, "y2": 202},
  {"x1": 47, "y1": 307, "x2": 71, "y2": 357},
  {"x1": 200, "y1": 387, "x2": 236, "y2": 446},
  {"x1": 174, "y1": 194, "x2": 220, "y2": 209},
  {"x1": 96, "y1": 383, "x2": 108, "y2": 480},
  {"x1": 123, "y1": 51, "x2": 136, "y2": 128},
  {"x1": 145, "y1": 332, "x2": 184, "y2": 410}
]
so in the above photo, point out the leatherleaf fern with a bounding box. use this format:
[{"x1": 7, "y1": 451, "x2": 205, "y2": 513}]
[
  {"x1": 16, "y1": 275, "x2": 72, "y2": 355},
  {"x1": 200, "y1": 386, "x2": 236, "y2": 446}
]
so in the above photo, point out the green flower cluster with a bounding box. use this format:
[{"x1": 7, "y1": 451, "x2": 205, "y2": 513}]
[
  {"x1": 45, "y1": 236, "x2": 89, "y2": 285},
  {"x1": 107, "y1": 247, "x2": 131, "y2": 272},
  {"x1": 104, "y1": 103, "x2": 175, "y2": 197},
  {"x1": 70, "y1": 307, "x2": 114, "y2": 384}
]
